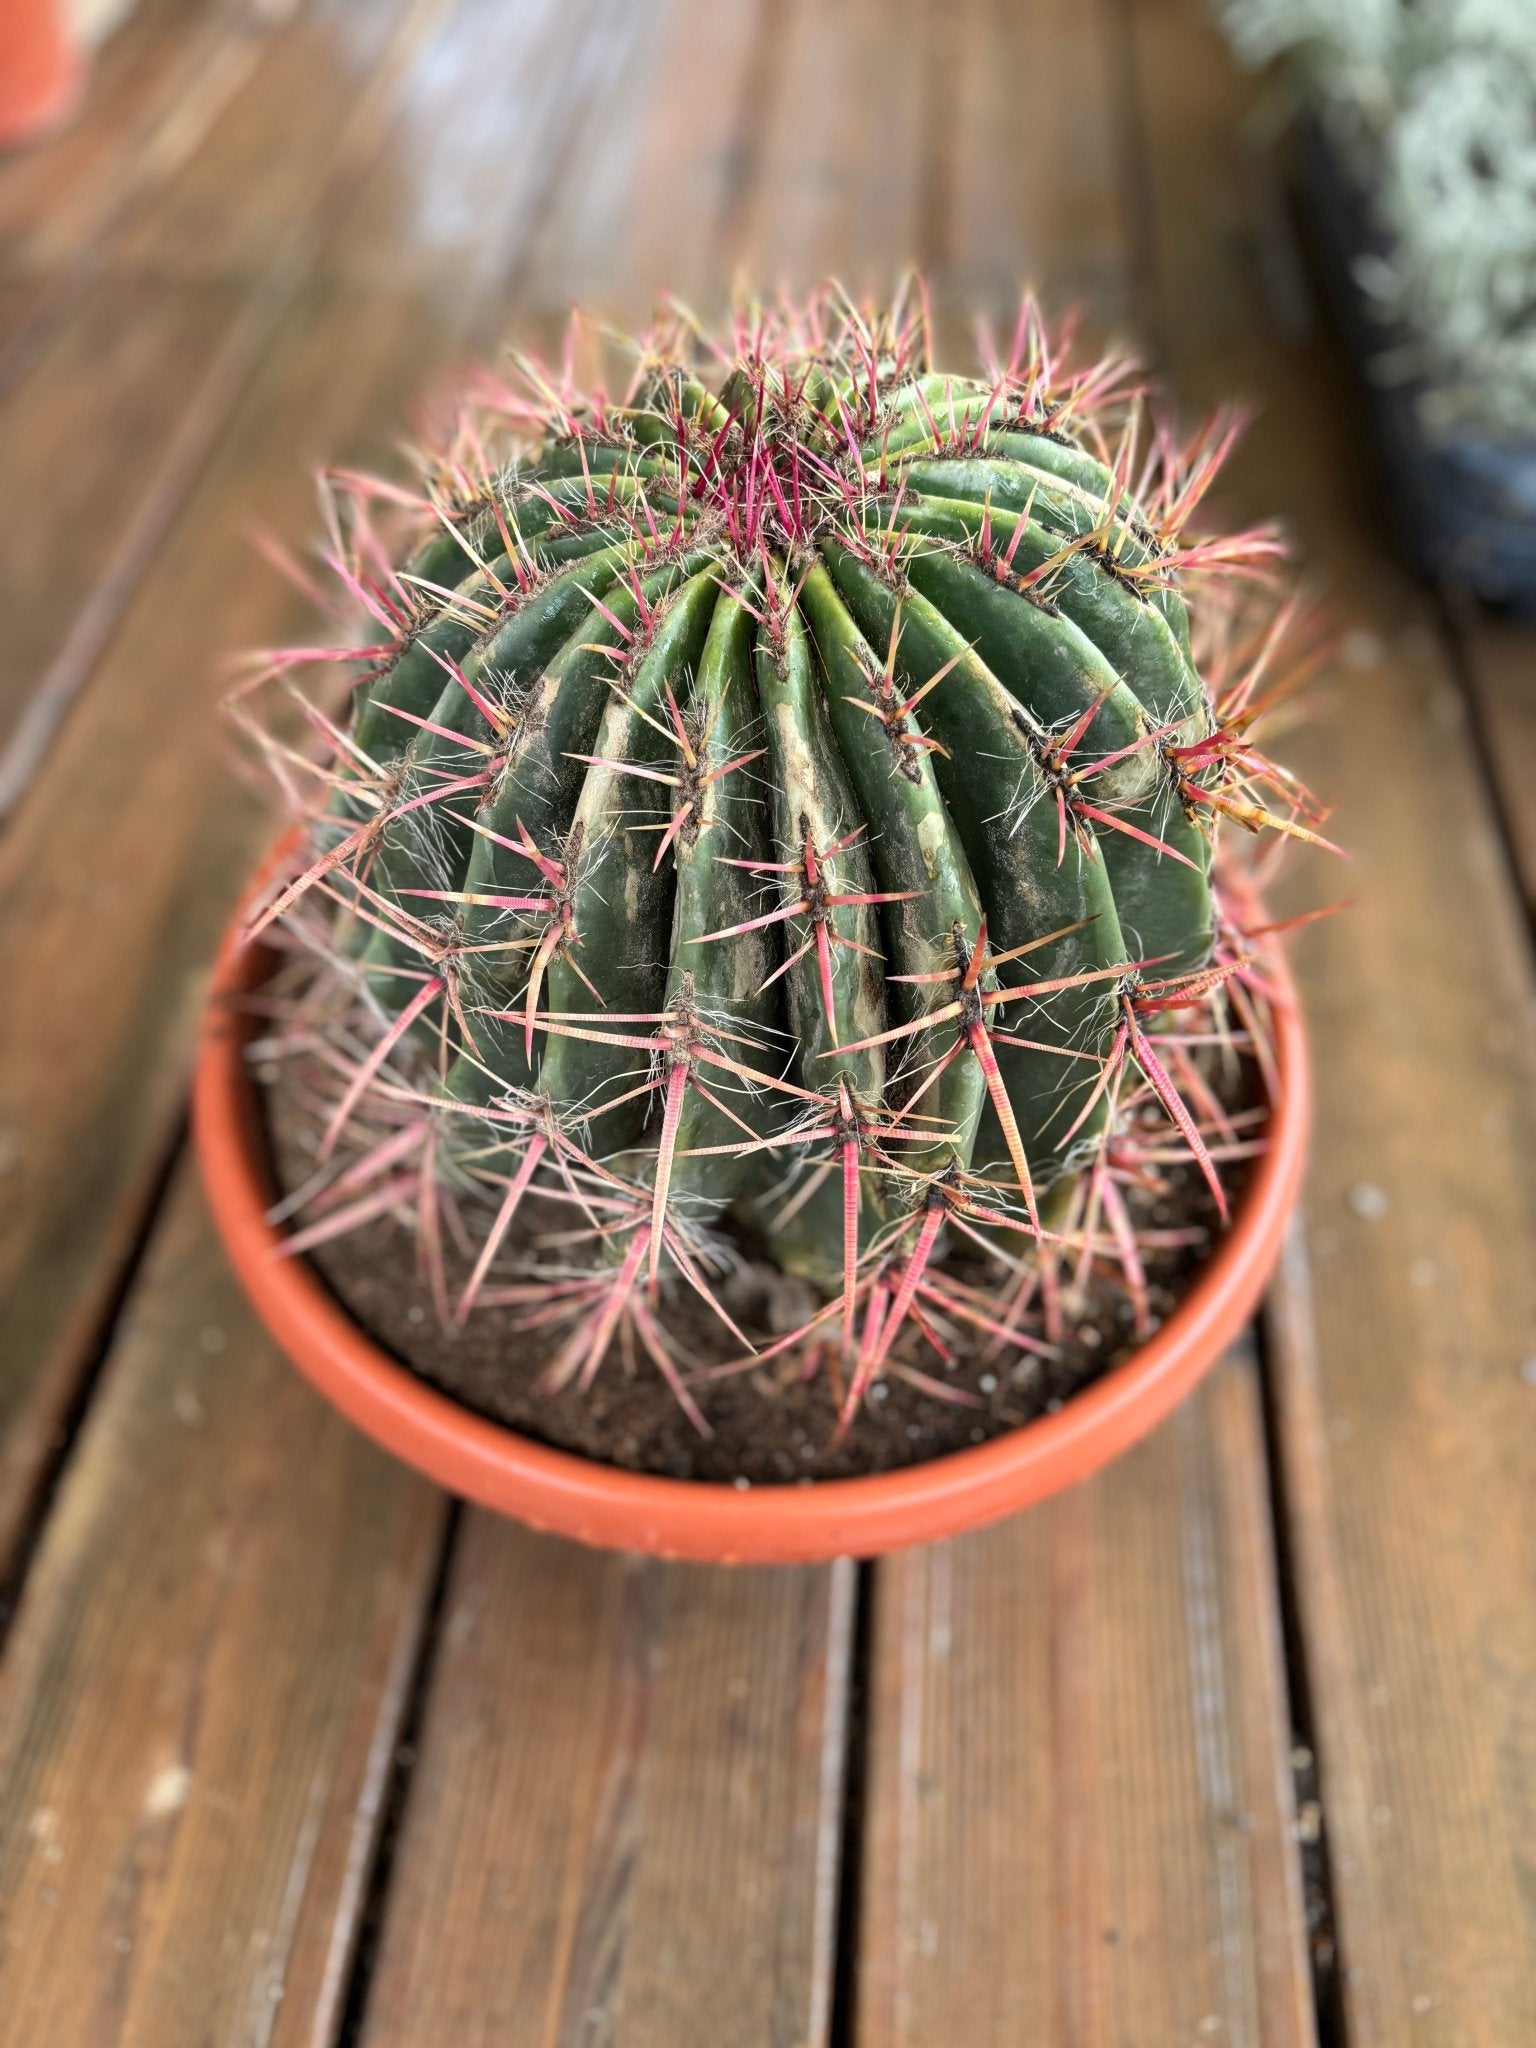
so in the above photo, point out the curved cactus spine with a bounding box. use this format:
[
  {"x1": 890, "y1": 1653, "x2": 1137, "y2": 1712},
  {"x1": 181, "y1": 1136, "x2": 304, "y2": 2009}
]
[{"x1": 243, "y1": 283, "x2": 1328, "y2": 1431}]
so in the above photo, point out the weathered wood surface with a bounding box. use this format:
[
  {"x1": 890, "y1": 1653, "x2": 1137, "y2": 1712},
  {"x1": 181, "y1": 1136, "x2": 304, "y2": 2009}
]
[
  {"x1": 0, "y1": 0, "x2": 524, "y2": 809},
  {"x1": 0, "y1": 283, "x2": 460, "y2": 1575},
  {"x1": 0, "y1": 279, "x2": 258, "y2": 803},
  {"x1": 0, "y1": 280, "x2": 52, "y2": 379},
  {"x1": 860, "y1": 1347, "x2": 1314, "y2": 2048},
  {"x1": 0, "y1": 0, "x2": 276, "y2": 272},
  {"x1": 0, "y1": 0, "x2": 1530, "y2": 2041},
  {"x1": 358, "y1": 1534, "x2": 852, "y2": 2048},
  {"x1": 0, "y1": 1166, "x2": 449, "y2": 2048},
  {"x1": 326, "y1": 0, "x2": 612, "y2": 300},
  {"x1": 1127, "y1": 2, "x2": 1536, "y2": 2040},
  {"x1": 108, "y1": 0, "x2": 446, "y2": 279}
]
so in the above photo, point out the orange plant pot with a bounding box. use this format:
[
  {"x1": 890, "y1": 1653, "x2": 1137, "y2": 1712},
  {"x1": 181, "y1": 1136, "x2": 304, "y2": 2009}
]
[
  {"x1": 196, "y1": 834, "x2": 1311, "y2": 1563},
  {"x1": 0, "y1": 0, "x2": 83, "y2": 149}
]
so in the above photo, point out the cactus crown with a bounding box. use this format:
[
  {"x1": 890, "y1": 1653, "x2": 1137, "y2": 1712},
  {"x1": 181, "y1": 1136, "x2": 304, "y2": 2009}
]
[{"x1": 240, "y1": 282, "x2": 1326, "y2": 1437}]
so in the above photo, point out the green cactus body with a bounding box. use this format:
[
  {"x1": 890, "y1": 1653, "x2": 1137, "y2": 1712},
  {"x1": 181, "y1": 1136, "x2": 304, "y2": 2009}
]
[{"x1": 265, "y1": 289, "x2": 1308, "y2": 1418}]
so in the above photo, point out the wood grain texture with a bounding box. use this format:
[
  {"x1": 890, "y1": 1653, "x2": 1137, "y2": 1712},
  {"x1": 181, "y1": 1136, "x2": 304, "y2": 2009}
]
[
  {"x1": 730, "y1": 0, "x2": 1129, "y2": 317},
  {"x1": 483, "y1": 0, "x2": 694, "y2": 320},
  {"x1": 0, "y1": 284, "x2": 463, "y2": 1574},
  {"x1": 0, "y1": 0, "x2": 278, "y2": 272},
  {"x1": 322, "y1": 0, "x2": 579, "y2": 297},
  {"x1": 108, "y1": 0, "x2": 441, "y2": 280},
  {"x1": 0, "y1": 279, "x2": 269, "y2": 802},
  {"x1": 0, "y1": 0, "x2": 515, "y2": 814},
  {"x1": 1126, "y1": 3, "x2": 1536, "y2": 2039},
  {"x1": 943, "y1": 0, "x2": 1128, "y2": 318},
  {"x1": 600, "y1": 0, "x2": 773, "y2": 308},
  {"x1": 733, "y1": 0, "x2": 924, "y2": 291},
  {"x1": 0, "y1": 281, "x2": 52, "y2": 381},
  {"x1": 0, "y1": 1165, "x2": 447, "y2": 2048},
  {"x1": 356, "y1": 1525, "x2": 852, "y2": 2048},
  {"x1": 859, "y1": 1350, "x2": 1314, "y2": 2048}
]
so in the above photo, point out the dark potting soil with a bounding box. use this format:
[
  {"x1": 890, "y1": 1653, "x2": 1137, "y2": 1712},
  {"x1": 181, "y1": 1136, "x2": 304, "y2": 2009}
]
[{"x1": 263, "y1": 1059, "x2": 1241, "y2": 1486}]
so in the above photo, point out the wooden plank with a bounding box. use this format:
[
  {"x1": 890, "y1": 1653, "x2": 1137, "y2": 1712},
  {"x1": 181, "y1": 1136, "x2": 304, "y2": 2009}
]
[
  {"x1": 0, "y1": 279, "x2": 264, "y2": 800},
  {"x1": 851, "y1": 7, "x2": 1312, "y2": 2037},
  {"x1": 0, "y1": 1165, "x2": 447, "y2": 2048},
  {"x1": 731, "y1": 0, "x2": 925, "y2": 292},
  {"x1": 320, "y1": 0, "x2": 576, "y2": 298},
  {"x1": 0, "y1": 0, "x2": 608, "y2": 803},
  {"x1": 1126, "y1": 3, "x2": 1536, "y2": 2039},
  {"x1": 106, "y1": 0, "x2": 442, "y2": 280},
  {"x1": 0, "y1": 0, "x2": 618, "y2": 817},
  {"x1": 332, "y1": 21, "x2": 858, "y2": 2035},
  {"x1": 0, "y1": 0, "x2": 274, "y2": 273},
  {"x1": 0, "y1": 282, "x2": 49, "y2": 376},
  {"x1": 1453, "y1": 613, "x2": 1536, "y2": 913},
  {"x1": 325, "y1": 0, "x2": 677, "y2": 322},
  {"x1": 492, "y1": 0, "x2": 774, "y2": 318},
  {"x1": 355, "y1": 1524, "x2": 852, "y2": 2048},
  {"x1": 598, "y1": 0, "x2": 774, "y2": 311},
  {"x1": 728, "y1": 0, "x2": 1129, "y2": 316},
  {"x1": 945, "y1": 0, "x2": 1130, "y2": 319},
  {"x1": 860, "y1": 1349, "x2": 1314, "y2": 2048},
  {"x1": 487, "y1": 0, "x2": 686, "y2": 320},
  {"x1": 0, "y1": 282, "x2": 464, "y2": 1573}
]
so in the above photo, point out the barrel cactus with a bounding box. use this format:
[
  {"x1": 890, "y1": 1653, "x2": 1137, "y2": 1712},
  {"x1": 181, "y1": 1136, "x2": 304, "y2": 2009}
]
[{"x1": 240, "y1": 282, "x2": 1326, "y2": 1434}]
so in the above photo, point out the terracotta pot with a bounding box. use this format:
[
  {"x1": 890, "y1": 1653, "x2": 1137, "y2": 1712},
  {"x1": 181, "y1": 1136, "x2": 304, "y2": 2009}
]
[
  {"x1": 196, "y1": 833, "x2": 1310, "y2": 1563},
  {"x1": 0, "y1": 0, "x2": 82, "y2": 149}
]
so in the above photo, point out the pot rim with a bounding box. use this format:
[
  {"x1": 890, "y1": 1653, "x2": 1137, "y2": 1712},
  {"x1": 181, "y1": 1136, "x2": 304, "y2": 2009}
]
[{"x1": 195, "y1": 833, "x2": 1310, "y2": 1563}]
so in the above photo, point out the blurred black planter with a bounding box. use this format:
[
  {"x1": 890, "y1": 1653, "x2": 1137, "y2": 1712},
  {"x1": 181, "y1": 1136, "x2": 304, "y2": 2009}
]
[{"x1": 1296, "y1": 119, "x2": 1536, "y2": 617}]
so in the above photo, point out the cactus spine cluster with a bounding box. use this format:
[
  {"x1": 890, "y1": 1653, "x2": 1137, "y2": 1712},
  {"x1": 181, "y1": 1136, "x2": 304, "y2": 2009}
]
[{"x1": 243, "y1": 283, "x2": 1322, "y2": 1432}]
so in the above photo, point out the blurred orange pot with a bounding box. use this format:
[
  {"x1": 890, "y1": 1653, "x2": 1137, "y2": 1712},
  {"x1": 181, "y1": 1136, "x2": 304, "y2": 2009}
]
[
  {"x1": 197, "y1": 834, "x2": 1310, "y2": 1563},
  {"x1": 0, "y1": 0, "x2": 82, "y2": 147}
]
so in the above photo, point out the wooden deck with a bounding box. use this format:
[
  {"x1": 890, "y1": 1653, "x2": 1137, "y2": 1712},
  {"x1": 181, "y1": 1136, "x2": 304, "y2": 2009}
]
[{"x1": 0, "y1": 2, "x2": 1531, "y2": 2041}]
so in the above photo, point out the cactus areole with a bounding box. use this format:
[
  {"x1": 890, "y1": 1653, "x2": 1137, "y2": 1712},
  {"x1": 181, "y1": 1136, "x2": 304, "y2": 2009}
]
[{"x1": 221, "y1": 284, "x2": 1326, "y2": 1497}]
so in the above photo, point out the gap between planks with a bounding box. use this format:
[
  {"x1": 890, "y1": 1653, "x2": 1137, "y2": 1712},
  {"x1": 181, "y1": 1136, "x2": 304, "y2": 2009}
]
[{"x1": 346, "y1": 1528, "x2": 853, "y2": 2048}]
